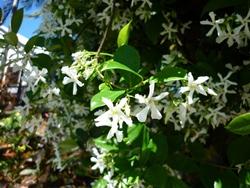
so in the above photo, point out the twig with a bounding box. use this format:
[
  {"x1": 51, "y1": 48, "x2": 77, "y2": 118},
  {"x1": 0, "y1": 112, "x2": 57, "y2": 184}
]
[{"x1": 96, "y1": 0, "x2": 115, "y2": 59}]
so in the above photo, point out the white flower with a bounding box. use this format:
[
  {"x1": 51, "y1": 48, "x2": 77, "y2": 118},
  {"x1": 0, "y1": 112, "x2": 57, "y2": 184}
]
[
  {"x1": 205, "y1": 106, "x2": 228, "y2": 128},
  {"x1": 179, "y1": 101, "x2": 197, "y2": 127},
  {"x1": 30, "y1": 67, "x2": 48, "y2": 86},
  {"x1": 135, "y1": 82, "x2": 169, "y2": 122},
  {"x1": 235, "y1": 9, "x2": 250, "y2": 38},
  {"x1": 160, "y1": 22, "x2": 178, "y2": 41},
  {"x1": 95, "y1": 98, "x2": 133, "y2": 142},
  {"x1": 215, "y1": 72, "x2": 237, "y2": 103},
  {"x1": 55, "y1": 18, "x2": 72, "y2": 36},
  {"x1": 200, "y1": 11, "x2": 224, "y2": 36},
  {"x1": 179, "y1": 72, "x2": 212, "y2": 104},
  {"x1": 90, "y1": 147, "x2": 106, "y2": 173},
  {"x1": 61, "y1": 66, "x2": 84, "y2": 95},
  {"x1": 104, "y1": 170, "x2": 118, "y2": 188},
  {"x1": 180, "y1": 21, "x2": 192, "y2": 34},
  {"x1": 215, "y1": 23, "x2": 241, "y2": 47}
]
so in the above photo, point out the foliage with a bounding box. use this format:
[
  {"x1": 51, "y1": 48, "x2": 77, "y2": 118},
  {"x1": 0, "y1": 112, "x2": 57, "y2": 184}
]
[{"x1": 0, "y1": 0, "x2": 250, "y2": 187}]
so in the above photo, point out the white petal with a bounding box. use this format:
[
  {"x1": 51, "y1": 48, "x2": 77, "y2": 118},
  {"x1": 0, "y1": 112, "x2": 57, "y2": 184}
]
[
  {"x1": 207, "y1": 88, "x2": 217, "y2": 96},
  {"x1": 153, "y1": 92, "x2": 169, "y2": 101},
  {"x1": 187, "y1": 72, "x2": 194, "y2": 83},
  {"x1": 107, "y1": 124, "x2": 118, "y2": 139},
  {"x1": 179, "y1": 87, "x2": 190, "y2": 94},
  {"x1": 116, "y1": 130, "x2": 123, "y2": 142},
  {"x1": 187, "y1": 90, "x2": 194, "y2": 104},
  {"x1": 148, "y1": 82, "x2": 155, "y2": 98},
  {"x1": 150, "y1": 103, "x2": 162, "y2": 120},
  {"x1": 117, "y1": 98, "x2": 127, "y2": 109},
  {"x1": 194, "y1": 76, "x2": 209, "y2": 84},
  {"x1": 135, "y1": 94, "x2": 146, "y2": 104},
  {"x1": 136, "y1": 106, "x2": 150, "y2": 122},
  {"x1": 62, "y1": 77, "x2": 72, "y2": 85},
  {"x1": 73, "y1": 83, "x2": 77, "y2": 95},
  {"x1": 102, "y1": 98, "x2": 114, "y2": 109},
  {"x1": 196, "y1": 85, "x2": 207, "y2": 96}
]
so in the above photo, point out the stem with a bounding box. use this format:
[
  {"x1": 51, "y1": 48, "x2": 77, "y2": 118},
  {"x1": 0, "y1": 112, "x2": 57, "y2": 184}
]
[{"x1": 96, "y1": 0, "x2": 115, "y2": 59}]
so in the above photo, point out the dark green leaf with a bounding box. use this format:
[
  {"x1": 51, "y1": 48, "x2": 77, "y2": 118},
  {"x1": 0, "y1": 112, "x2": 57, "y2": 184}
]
[
  {"x1": 117, "y1": 20, "x2": 132, "y2": 47},
  {"x1": 90, "y1": 87, "x2": 125, "y2": 111},
  {"x1": 167, "y1": 153, "x2": 199, "y2": 173},
  {"x1": 114, "y1": 45, "x2": 140, "y2": 71},
  {"x1": 124, "y1": 123, "x2": 144, "y2": 145},
  {"x1": 59, "y1": 139, "x2": 78, "y2": 153},
  {"x1": 153, "y1": 66, "x2": 187, "y2": 83},
  {"x1": 202, "y1": 0, "x2": 248, "y2": 16},
  {"x1": 94, "y1": 136, "x2": 118, "y2": 151},
  {"x1": 101, "y1": 59, "x2": 142, "y2": 79},
  {"x1": 24, "y1": 35, "x2": 44, "y2": 53},
  {"x1": 31, "y1": 53, "x2": 52, "y2": 70},
  {"x1": 11, "y1": 8, "x2": 23, "y2": 33},
  {"x1": 227, "y1": 136, "x2": 250, "y2": 165},
  {"x1": 4, "y1": 32, "x2": 18, "y2": 46},
  {"x1": 226, "y1": 113, "x2": 250, "y2": 135}
]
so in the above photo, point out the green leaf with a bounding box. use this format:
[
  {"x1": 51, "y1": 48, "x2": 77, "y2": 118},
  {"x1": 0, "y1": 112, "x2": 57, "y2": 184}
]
[
  {"x1": 226, "y1": 113, "x2": 250, "y2": 135},
  {"x1": 114, "y1": 45, "x2": 140, "y2": 71},
  {"x1": 167, "y1": 153, "x2": 199, "y2": 173},
  {"x1": 117, "y1": 20, "x2": 132, "y2": 47},
  {"x1": 24, "y1": 35, "x2": 44, "y2": 53},
  {"x1": 202, "y1": 0, "x2": 248, "y2": 16},
  {"x1": 94, "y1": 136, "x2": 118, "y2": 151},
  {"x1": 4, "y1": 32, "x2": 18, "y2": 46},
  {"x1": 227, "y1": 136, "x2": 250, "y2": 165},
  {"x1": 11, "y1": 8, "x2": 23, "y2": 33},
  {"x1": 153, "y1": 66, "x2": 187, "y2": 83},
  {"x1": 114, "y1": 45, "x2": 141, "y2": 86},
  {"x1": 214, "y1": 180, "x2": 222, "y2": 188},
  {"x1": 59, "y1": 139, "x2": 78, "y2": 153},
  {"x1": 92, "y1": 179, "x2": 107, "y2": 188},
  {"x1": 0, "y1": 8, "x2": 2, "y2": 23},
  {"x1": 101, "y1": 59, "x2": 143, "y2": 80},
  {"x1": 124, "y1": 123, "x2": 144, "y2": 145},
  {"x1": 90, "y1": 87, "x2": 125, "y2": 111},
  {"x1": 31, "y1": 53, "x2": 52, "y2": 70}
]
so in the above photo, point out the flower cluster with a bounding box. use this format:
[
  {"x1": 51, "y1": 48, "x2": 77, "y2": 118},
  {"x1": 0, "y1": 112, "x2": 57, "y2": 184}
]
[{"x1": 201, "y1": 9, "x2": 250, "y2": 47}]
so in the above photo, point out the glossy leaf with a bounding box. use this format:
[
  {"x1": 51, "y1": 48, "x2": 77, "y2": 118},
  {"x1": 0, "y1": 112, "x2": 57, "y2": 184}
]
[
  {"x1": 24, "y1": 35, "x2": 44, "y2": 53},
  {"x1": 4, "y1": 32, "x2": 18, "y2": 46},
  {"x1": 101, "y1": 59, "x2": 143, "y2": 79},
  {"x1": 124, "y1": 123, "x2": 144, "y2": 145},
  {"x1": 90, "y1": 87, "x2": 125, "y2": 111},
  {"x1": 11, "y1": 8, "x2": 23, "y2": 33},
  {"x1": 94, "y1": 136, "x2": 118, "y2": 151},
  {"x1": 226, "y1": 113, "x2": 250, "y2": 135},
  {"x1": 214, "y1": 180, "x2": 222, "y2": 188},
  {"x1": 117, "y1": 20, "x2": 132, "y2": 47},
  {"x1": 153, "y1": 66, "x2": 187, "y2": 83}
]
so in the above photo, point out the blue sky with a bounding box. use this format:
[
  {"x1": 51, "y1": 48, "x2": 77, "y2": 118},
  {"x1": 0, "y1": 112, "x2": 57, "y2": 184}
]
[{"x1": 1, "y1": 1, "x2": 42, "y2": 38}]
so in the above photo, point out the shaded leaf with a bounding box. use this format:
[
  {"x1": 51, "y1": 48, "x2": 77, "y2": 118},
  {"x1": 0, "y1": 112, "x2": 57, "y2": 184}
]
[
  {"x1": 11, "y1": 8, "x2": 23, "y2": 33},
  {"x1": 4, "y1": 32, "x2": 18, "y2": 46},
  {"x1": 153, "y1": 66, "x2": 187, "y2": 83}
]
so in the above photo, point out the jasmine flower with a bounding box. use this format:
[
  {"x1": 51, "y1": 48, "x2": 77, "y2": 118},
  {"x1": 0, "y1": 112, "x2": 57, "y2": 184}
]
[
  {"x1": 200, "y1": 11, "x2": 224, "y2": 36},
  {"x1": 179, "y1": 72, "x2": 214, "y2": 104},
  {"x1": 61, "y1": 66, "x2": 84, "y2": 95},
  {"x1": 135, "y1": 82, "x2": 169, "y2": 122},
  {"x1": 95, "y1": 98, "x2": 132, "y2": 142}
]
